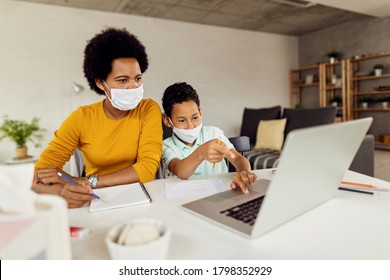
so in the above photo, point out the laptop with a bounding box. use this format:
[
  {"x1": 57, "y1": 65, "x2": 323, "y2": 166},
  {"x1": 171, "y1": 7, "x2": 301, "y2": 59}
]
[{"x1": 182, "y1": 118, "x2": 373, "y2": 239}]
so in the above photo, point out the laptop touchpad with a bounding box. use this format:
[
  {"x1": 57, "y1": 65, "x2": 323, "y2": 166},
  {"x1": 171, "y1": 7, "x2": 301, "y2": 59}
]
[{"x1": 205, "y1": 179, "x2": 269, "y2": 202}]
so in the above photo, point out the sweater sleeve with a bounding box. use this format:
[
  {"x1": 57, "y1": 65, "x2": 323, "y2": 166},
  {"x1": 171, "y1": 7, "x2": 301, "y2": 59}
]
[
  {"x1": 35, "y1": 109, "x2": 82, "y2": 170},
  {"x1": 132, "y1": 99, "x2": 163, "y2": 182}
]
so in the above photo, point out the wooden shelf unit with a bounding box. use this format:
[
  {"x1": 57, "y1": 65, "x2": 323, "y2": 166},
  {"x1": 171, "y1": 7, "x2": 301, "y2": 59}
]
[
  {"x1": 349, "y1": 52, "x2": 390, "y2": 146},
  {"x1": 319, "y1": 60, "x2": 351, "y2": 121},
  {"x1": 289, "y1": 64, "x2": 320, "y2": 108}
]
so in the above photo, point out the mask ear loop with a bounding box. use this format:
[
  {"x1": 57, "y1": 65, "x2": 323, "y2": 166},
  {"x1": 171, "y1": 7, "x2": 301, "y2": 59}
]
[
  {"x1": 102, "y1": 80, "x2": 113, "y2": 102},
  {"x1": 167, "y1": 117, "x2": 176, "y2": 129}
]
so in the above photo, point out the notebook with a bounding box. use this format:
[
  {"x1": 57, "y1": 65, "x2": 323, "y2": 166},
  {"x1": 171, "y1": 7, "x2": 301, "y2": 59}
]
[
  {"x1": 182, "y1": 118, "x2": 372, "y2": 239},
  {"x1": 89, "y1": 182, "x2": 151, "y2": 212}
]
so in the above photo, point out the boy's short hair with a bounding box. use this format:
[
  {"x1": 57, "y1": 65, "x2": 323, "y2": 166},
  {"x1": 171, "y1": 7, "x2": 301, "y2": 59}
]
[{"x1": 162, "y1": 82, "x2": 200, "y2": 117}]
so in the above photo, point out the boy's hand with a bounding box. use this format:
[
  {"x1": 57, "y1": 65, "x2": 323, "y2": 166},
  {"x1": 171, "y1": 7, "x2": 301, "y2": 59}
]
[
  {"x1": 198, "y1": 139, "x2": 235, "y2": 163},
  {"x1": 231, "y1": 171, "x2": 257, "y2": 194}
]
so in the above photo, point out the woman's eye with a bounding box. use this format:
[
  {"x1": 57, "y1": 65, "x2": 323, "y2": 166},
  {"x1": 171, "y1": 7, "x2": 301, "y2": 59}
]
[{"x1": 118, "y1": 79, "x2": 128, "y2": 84}]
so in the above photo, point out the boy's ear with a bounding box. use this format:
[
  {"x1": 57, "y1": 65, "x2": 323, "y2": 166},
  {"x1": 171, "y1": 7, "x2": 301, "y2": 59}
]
[{"x1": 162, "y1": 114, "x2": 172, "y2": 127}]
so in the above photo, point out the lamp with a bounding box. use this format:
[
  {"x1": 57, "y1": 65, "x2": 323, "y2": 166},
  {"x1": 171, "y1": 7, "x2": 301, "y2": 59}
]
[{"x1": 72, "y1": 82, "x2": 84, "y2": 93}]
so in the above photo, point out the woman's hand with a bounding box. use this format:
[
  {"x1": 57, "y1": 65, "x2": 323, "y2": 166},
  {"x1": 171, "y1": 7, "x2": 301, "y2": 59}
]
[
  {"x1": 60, "y1": 181, "x2": 93, "y2": 208},
  {"x1": 35, "y1": 166, "x2": 62, "y2": 185},
  {"x1": 35, "y1": 166, "x2": 92, "y2": 208},
  {"x1": 230, "y1": 171, "x2": 257, "y2": 194}
]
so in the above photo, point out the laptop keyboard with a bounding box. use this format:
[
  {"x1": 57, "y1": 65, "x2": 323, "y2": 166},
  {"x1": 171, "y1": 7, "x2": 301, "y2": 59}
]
[{"x1": 220, "y1": 196, "x2": 265, "y2": 226}]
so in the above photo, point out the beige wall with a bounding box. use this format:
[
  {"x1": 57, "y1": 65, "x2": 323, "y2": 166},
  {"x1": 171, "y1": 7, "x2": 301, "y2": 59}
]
[{"x1": 0, "y1": 0, "x2": 298, "y2": 162}]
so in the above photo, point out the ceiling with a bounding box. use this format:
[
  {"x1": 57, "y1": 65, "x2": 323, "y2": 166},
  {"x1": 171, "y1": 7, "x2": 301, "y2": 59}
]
[{"x1": 11, "y1": 0, "x2": 390, "y2": 36}]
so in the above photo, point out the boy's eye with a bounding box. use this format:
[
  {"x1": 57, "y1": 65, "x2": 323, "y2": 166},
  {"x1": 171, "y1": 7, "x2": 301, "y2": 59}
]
[
  {"x1": 136, "y1": 76, "x2": 142, "y2": 82},
  {"x1": 118, "y1": 78, "x2": 128, "y2": 84}
]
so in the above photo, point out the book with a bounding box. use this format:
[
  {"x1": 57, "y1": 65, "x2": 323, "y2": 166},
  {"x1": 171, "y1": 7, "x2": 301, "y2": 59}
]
[{"x1": 89, "y1": 182, "x2": 151, "y2": 213}]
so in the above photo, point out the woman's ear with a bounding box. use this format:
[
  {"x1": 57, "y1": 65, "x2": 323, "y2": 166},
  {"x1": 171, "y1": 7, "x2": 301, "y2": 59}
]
[
  {"x1": 95, "y1": 79, "x2": 105, "y2": 92},
  {"x1": 162, "y1": 114, "x2": 172, "y2": 127}
]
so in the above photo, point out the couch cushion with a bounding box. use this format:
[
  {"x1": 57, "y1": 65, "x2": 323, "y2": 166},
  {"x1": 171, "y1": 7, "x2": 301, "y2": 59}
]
[
  {"x1": 240, "y1": 106, "x2": 282, "y2": 145},
  {"x1": 282, "y1": 107, "x2": 337, "y2": 139},
  {"x1": 254, "y1": 118, "x2": 287, "y2": 151}
]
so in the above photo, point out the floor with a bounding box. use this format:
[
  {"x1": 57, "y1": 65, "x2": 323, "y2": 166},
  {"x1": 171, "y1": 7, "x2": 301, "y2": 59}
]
[{"x1": 374, "y1": 150, "x2": 390, "y2": 182}]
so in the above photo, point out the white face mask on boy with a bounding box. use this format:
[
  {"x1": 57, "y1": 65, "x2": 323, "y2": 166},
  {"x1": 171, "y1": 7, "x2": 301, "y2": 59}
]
[
  {"x1": 103, "y1": 81, "x2": 143, "y2": 111},
  {"x1": 169, "y1": 118, "x2": 203, "y2": 143}
]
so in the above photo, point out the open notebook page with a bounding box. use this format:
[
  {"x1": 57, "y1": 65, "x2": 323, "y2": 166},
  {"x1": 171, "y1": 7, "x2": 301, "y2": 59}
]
[{"x1": 89, "y1": 182, "x2": 151, "y2": 212}]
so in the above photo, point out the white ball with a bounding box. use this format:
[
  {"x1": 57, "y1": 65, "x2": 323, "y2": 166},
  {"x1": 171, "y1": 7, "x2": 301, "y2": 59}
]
[{"x1": 117, "y1": 223, "x2": 160, "y2": 245}]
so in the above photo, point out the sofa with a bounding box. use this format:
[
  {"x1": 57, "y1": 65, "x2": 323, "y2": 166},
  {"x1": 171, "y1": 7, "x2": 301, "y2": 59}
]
[{"x1": 239, "y1": 106, "x2": 374, "y2": 177}]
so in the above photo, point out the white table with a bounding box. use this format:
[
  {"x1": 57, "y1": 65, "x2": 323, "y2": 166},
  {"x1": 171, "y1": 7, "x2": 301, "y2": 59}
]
[{"x1": 69, "y1": 169, "x2": 390, "y2": 260}]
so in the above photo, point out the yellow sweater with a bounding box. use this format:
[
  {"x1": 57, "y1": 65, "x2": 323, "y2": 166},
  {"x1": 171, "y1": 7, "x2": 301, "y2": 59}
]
[{"x1": 35, "y1": 99, "x2": 162, "y2": 182}]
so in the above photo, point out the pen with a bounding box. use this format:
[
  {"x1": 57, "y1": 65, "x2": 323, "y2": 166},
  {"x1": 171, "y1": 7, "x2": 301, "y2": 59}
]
[
  {"x1": 338, "y1": 186, "x2": 374, "y2": 195},
  {"x1": 341, "y1": 181, "x2": 375, "y2": 188},
  {"x1": 212, "y1": 139, "x2": 221, "y2": 171},
  {"x1": 57, "y1": 172, "x2": 101, "y2": 200},
  {"x1": 340, "y1": 181, "x2": 388, "y2": 192}
]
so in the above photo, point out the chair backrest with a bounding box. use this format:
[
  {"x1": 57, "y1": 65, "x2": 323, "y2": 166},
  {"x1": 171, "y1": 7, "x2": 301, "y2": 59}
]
[
  {"x1": 227, "y1": 136, "x2": 251, "y2": 172},
  {"x1": 282, "y1": 106, "x2": 337, "y2": 139},
  {"x1": 161, "y1": 114, "x2": 173, "y2": 140},
  {"x1": 228, "y1": 136, "x2": 251, "y2": 154},
  {"x1": 70, "y1": 148, "x2": 85, "y2": 177},
  {"x1": 240, "y1": 106, "x2": 282, "y2": 146},
  {"x1": 162, "y1": 121, "x2": 172, "y2": 140}
]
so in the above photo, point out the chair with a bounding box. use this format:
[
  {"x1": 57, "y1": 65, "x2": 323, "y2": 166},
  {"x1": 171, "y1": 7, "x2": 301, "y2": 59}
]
[
  {"x1": 155, "y1": 117, "x2": 174, "y2": 179},
  {"x1": 69, "y1": 148, "x2": 85, "y2": 177},
  {"x1": 227, "y1": 136, "x2": 251, "y2": 172}
]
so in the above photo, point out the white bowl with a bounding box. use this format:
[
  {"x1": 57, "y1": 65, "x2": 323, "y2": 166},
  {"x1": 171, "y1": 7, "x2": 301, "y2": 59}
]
[{"x1": 105, "y1": 218, "x2": 171, "y2": 260}]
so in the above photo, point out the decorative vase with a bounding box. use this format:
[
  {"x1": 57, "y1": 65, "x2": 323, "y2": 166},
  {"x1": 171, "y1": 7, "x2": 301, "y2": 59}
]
[
  {"x1": 15, "y1": 146, "x2": 28, "y2": 159},
  {"x1": 331, "y1": 102, "x2": 338, "y2": 107},
  {"x1": 375, "y1": 69, "x2": 382, "y2": 76},
  {"x1": 305, "y1": 74, "x2": 314, "y2": 85},
  {"x1": 329, "y1": 57, "x2": 336, "y2": 64},
  {"x1": 381, "y1": 101, "x2": 388, "y2": 109},
  {"x1": 360, "y1": 102, "x2": 368, "y2": 109}
]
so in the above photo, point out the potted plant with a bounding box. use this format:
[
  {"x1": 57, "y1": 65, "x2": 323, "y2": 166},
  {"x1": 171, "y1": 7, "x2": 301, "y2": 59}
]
[
  {"x1": 326, "y1": 51, "x2": 342, "y2": 64},
  {"x1": 374, "y1": 64, "x2": 384, "y2": 76},
  {"x1": 294, "y1": 103, "x2": 304, "y2": 109},
  {"x1": 329, "y1": 95, "x2": 342, "y2": 107},
  {"x1": 358, "y1": 96, "x2": 374, "y2": 109},
  {"x1": 0, "y1": 115, "x2": 46, "y2": 159},
  {"x1": 377, "y1": 95, "x2": 390, "y2": 109}
]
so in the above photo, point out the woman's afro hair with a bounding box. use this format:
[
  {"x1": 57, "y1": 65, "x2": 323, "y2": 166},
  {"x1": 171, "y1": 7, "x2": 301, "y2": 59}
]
[{"x1": 83, "y1": 27, "x2": 149, "y2": 95}]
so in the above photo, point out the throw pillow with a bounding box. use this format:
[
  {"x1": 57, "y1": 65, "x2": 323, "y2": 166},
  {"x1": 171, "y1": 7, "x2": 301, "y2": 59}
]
[
  {"x1": 254, "y1": 118, "x2": 287, "y2": 151},
  {"x1": 282, "y1": 107, "x2": 337, "y2": 140}
]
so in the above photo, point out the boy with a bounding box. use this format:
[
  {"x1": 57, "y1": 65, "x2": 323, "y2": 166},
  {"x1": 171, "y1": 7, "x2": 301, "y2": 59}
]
[{"x1": 162, "y1": 82, "x2": 257, "y2": 193}]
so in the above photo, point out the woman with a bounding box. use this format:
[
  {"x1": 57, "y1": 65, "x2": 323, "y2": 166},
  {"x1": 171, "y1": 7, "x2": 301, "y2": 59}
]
[{"x1": 32, "y1": 27, "x2": 162, "y2": 208}]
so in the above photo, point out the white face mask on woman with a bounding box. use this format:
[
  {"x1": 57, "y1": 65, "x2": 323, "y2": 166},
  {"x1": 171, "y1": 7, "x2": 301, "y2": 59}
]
[
  {"x1": 169, "y1": 118, "x2": 203, "y2": 143},
  {"x1": 103, "y1": 81, "x2": 143, "y2": 111}
]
